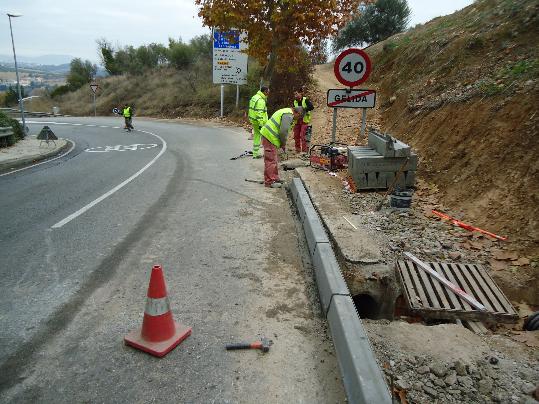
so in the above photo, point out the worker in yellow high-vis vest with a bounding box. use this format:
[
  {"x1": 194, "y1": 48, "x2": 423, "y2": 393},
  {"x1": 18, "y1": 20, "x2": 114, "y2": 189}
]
[
  {"x1": 248, "y1": 86, "x2": 270, "y2": 158},
  {"x1": 260, "y1": 106, "x2": 303, "y2": 188},
  {"x1": 122, "y1": 104, "x2": 134, "y2": 132},
  {"x1": 293, "y1": 88, "x2": 314, "y2": 155}
]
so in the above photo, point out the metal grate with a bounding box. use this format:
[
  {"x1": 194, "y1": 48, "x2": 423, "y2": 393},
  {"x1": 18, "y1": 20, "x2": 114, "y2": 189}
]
[{"x1": 396, "y1": 261, "x2": 518, "y2": 323}]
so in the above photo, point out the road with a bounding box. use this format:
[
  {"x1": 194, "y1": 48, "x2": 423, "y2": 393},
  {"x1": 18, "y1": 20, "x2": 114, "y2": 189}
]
[{"x1": 0, "y1": 117, "x2": 345, "y2": 403}]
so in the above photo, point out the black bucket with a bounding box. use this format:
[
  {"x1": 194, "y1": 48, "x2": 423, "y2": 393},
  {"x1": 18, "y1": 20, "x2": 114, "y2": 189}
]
[{"x1": 390, "y1": 189, "x2": 413, "y2": 208}]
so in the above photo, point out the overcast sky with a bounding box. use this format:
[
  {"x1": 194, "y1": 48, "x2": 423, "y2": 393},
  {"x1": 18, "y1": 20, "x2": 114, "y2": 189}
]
[{"x1": 0, "y1": 0, "x2": 474, "y2": 63}]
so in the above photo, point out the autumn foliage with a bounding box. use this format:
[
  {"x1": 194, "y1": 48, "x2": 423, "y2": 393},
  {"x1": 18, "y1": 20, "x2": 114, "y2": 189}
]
[{"x1": 194, "y1": 0, "x2": 367, "y2": 83}]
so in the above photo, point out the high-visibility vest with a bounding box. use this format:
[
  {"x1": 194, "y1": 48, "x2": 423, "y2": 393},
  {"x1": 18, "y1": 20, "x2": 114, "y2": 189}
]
[
  {"x1": 248, "y1": 91, "x2": 268, "y2": 125},
  {"x1": 293, "y1": 97, "x2": 311, "y2": 124},
  {"x1": 260, "y1": 108, "x2": 293, "y2": 148},
  {"x1": 123, "y1": 107, "x2": 132, "y2": 118}
]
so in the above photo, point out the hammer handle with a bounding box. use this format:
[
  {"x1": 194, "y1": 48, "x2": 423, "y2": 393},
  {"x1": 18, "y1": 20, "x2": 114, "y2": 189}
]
[{"x1": 226, "y1": 342, "x2": 261, "y2": 350}]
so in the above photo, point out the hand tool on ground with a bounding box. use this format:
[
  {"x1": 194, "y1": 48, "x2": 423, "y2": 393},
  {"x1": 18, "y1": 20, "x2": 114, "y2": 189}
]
[
  {"x1": 375, "y1": 157, "x2": 410, "y2": 211},
  {"x1": 244, "y1": 178, "x2": 264, "y2": 184},
  {"x1": 226, "y1": 337, "x2": 271, "y2": 353},
  {"x1": 431, "y1": 210, "x2": 507, "y2": 241},
  {"x1": 230, "y1": 150, "x2": 253, "y2": 160},
  {"x1": 404, "y1": 252, "x2": 487, "y2": 311}
]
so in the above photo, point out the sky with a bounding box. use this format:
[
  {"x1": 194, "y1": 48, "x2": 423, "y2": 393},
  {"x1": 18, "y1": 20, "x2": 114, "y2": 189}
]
[{"x1": 0, "y1": 0, "x2": 475, "y2": 64}]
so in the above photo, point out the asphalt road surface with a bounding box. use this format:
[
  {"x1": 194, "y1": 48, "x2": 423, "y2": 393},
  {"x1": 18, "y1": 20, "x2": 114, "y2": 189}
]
[{"x1": 0, "y1": 117, "x2": 345, "y2": 403}]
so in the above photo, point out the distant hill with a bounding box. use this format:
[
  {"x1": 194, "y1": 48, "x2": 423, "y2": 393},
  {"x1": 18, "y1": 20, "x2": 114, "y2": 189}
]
[{"x1": 0, "y1": 54, "x2": 75, "y2": 65}]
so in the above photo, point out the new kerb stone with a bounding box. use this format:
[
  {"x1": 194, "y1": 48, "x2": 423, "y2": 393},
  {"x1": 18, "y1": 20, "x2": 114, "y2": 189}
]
[
  {"x1": 327, "y1": 295, "x2": 392, "y2": 404},
  {"x1": 303, "y1": 206, "x2": 330, "y2": 257},
  {"x1": 312, "y1": 243, "x2": 349, "y2": 315}
]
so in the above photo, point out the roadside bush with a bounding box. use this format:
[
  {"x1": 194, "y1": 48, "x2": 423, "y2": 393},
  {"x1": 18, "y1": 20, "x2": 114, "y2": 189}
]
[
  {"x1": 0, "y1": 111, "x2": 23, "y2": 146},
  {"x1": 50, "y1": 85, "x2": 71, "y2": 98}
]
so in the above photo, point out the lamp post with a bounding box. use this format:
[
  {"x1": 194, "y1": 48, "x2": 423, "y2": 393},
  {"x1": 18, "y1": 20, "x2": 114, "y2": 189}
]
[{"x1": 7, "y1": 13, "x2": 27, "y2": 137}]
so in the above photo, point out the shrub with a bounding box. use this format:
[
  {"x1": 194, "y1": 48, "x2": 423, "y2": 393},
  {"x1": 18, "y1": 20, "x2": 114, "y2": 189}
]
[{"x1": 0, "y1": 111, "x2": 23, "y2": 146}]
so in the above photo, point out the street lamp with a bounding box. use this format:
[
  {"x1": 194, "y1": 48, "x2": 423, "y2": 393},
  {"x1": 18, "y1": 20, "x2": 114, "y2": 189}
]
[{"x1": 7, "y1": 13, "x2": 27, "y2": 137}]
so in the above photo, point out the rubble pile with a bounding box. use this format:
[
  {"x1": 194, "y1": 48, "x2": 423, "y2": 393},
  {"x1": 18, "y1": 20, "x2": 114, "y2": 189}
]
[{"x1": 365, "y1": 320, "x2": 539, "y2": 404}]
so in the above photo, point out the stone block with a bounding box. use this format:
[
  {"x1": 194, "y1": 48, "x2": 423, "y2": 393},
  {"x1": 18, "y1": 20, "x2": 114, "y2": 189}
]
[
  {"x1": 312, "y1": 243, "x2": 349, "y2": 315},
  {"x1": 327, "y1": 295, "x2": 392, "y2": 404},
  {"x1": 303, "y1": 206, "x2": 330, "y2": 257}
]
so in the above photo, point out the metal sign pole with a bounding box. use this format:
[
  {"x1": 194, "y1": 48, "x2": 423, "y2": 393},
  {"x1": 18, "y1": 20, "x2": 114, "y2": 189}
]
[
  {"x1": 331, "y1": 108, "x2": 337, "y2": 144},
  {"x1": 236, "y1": 84, "x2": 239, "y2": 108},
  {"x1": 220, "y1": 84, "x2": 224, "y2": 118},
  {"x1": 360, "y1": 107, "x2": 367, "y2": 138},
  {"x1": 93, "y1": 92, "x2": 96, "y2": 117}
]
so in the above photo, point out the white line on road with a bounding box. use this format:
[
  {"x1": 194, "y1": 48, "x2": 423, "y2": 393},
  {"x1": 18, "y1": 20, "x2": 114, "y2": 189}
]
[{"x1": 48, "y1": 124, "x2": 167, "y2": 229}]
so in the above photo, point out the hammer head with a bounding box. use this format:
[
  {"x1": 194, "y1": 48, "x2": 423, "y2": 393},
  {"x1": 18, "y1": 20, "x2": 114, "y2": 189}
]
[
  {"x1": 259, "y1": 337, "x2": 271, "y2": 352},
  {"x1": 251, "y1": 337, "x2": 271, "y2": 352}
]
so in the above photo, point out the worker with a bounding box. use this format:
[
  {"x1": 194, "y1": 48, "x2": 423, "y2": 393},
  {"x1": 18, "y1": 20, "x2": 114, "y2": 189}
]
[
  {"x1": 248, "y1": 86, "x2": 270, "y2": 158},
  {"x1": 122, "y1": 104, "x2": 134, "y2": 132},
  {"x1": 260, "y1": 106, "x2": 304, "y2": 188},
  {"x1": 292, "y1": 88, "x2": 314, "y2": 156}
]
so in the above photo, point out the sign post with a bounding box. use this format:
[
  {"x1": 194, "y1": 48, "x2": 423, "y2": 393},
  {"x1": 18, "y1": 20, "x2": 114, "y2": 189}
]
[
  {"x1": 332, "y1": 48, "x2": 373, "y2": 144},
  {"x1": 90, "y1": 83, "x2": 99, "y2": 117},
  {"x1": 212, "y1": 29, "x2": 248, "y2": 117}
]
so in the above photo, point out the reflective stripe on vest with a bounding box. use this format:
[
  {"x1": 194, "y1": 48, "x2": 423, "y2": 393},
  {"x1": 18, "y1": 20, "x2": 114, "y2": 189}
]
[
  {"x1": 260, "y1": 108, "x2": 293, "y2": 148},
  {"x1": 293, "y1": 97, "x2": 311, "y2": 123}
]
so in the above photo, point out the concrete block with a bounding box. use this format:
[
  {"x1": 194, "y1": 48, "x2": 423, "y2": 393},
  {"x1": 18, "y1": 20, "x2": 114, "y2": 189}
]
[
  {"x1": 351, "y1": 155, "x2": 418, "y2": 173},
  {"x1": 303, "y1": 206, "x2": 330, "y2": 257},
  {"x1": 290, "y1": 178, "x2": 302, "y2": 205},
  {"x1": 368, "y1": 130, "x2": 411, "y2": 158},
  {"x1": 405, "y1": 170, "x2": 416, "y2": 187},
  {"x1": 312, "y1": 243, "x2": 349, "y2": 315},
  {"x1": 295, "y1": 187, "x2": 313, "y2": 223},
  {"x1": 327, "y1": 295, "x2": 392, "y2": 404}
]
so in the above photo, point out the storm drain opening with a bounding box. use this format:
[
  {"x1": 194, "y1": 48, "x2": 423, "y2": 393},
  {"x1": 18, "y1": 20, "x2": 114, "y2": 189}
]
[{"x1": 353, "y1": 293, "x2": 379, "y2": 319}]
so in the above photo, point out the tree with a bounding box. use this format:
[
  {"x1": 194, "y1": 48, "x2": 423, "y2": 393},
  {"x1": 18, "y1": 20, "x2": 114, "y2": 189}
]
[
  {"x1": 333, "y1": 0, "x2": 411, "y2": 51},
  {"x1": 167, "y1": 38, "x2": 195, "y2": 70},
  {"x1": 194, "y1": 0, "x2": 367, "y2": 84},
  {"x1": 67, "y1": 58, "x2": 97, "y2": 90},
  {"x1": 97, "y1": 38, "x2": 121, "y2": 75}
]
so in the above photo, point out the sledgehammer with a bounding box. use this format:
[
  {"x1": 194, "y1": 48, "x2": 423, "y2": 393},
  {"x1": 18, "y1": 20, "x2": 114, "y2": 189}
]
[{"x1": 226, "y1": 337, "x2": 271, "y2": 353}]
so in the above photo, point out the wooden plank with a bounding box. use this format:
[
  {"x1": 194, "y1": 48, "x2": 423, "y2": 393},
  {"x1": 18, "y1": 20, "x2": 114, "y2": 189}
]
[
  {"x1": 416, "y1": 263, "x2": 442, "y2": 308},
  {"x1": 466, "y1": 264, "x2": 505, "y2": 313},
  {"x1": 397, "y1": 261, "x2": 419, "y2": 308},
  {"x1": 428, "y1": 262, "x2": 452, "y2": 309},
  {"x1": 472, "y1": 264, "x2": 517, "y2": 315},
  {"x1": 406, "y1": 261, "x2": 430, "y2": 308},
  {"x1": 455, "y1": 263, "x2": 495, "y2": 312},
  {"x1": 433, "y1": 262, "x2": 466, "y2": 310},
  {"x1": 439, "y1": 262, "x2": 472, "y2": 311}
]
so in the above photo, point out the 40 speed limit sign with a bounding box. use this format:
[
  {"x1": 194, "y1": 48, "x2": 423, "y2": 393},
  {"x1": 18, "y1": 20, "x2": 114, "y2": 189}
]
[{"x1": 334, "y1": 48, "x2": 372, "y2": 87}]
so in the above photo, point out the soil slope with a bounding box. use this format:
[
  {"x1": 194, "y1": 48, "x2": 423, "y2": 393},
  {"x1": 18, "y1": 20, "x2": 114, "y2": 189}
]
[{"x1": 310, "y1": 0, "x2": 538, "y2": 304}]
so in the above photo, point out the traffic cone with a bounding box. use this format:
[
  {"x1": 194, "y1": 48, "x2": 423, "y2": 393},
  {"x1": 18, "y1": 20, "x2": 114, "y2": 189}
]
[{"x1": 124, "y1": 265, "x2": 191, "y2": 357}]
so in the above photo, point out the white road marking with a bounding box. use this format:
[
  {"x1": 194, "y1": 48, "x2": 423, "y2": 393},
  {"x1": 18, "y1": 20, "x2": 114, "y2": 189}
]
[
  {"x1": 49, "y1": 125, "x2": 167, "y2": 229},
  {"x1": 0, "y1": 140, "x2": 76, "y2": 177},
  {"x1": 84, "y1": 144, "x2": 158, "y2": 153}
]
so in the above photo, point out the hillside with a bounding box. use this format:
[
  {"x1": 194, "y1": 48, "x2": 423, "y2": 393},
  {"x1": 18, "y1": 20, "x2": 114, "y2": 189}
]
[{"x1": 309, "y1": 0, "x2": 538, "y2": 303}]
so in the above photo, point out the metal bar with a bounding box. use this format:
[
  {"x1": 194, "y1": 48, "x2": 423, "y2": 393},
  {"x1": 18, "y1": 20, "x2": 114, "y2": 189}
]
[
  {"x1": 361, "y1": 108, "x2": 367, "y2": 136},
  {"x1": 93, "y1": 92, "x2": 96, "y2": 117},
  {"x1": 331, "y1": 108, "x2": 337, "y2": 144},
  {"x1": 404, "y1": 253, "x2": 487, "y2": 311},
  {"x1": 8, "y1": 16, "x2": 26, "y2": 137},
  {"x1": 236, "y1": 84, "x2": 239, "y2": 108},
  {"x1": 220, "y1": 84, "x2": 224, "y2": 118}
]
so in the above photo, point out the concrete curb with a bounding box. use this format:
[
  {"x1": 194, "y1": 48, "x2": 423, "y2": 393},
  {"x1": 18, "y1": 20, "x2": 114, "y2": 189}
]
[
  {"x1": 289, "y1": 177, "x2": 391, "y2": 404},
  {"x1": 0, "y1": 139, "x2": 71, "y2": 172}
]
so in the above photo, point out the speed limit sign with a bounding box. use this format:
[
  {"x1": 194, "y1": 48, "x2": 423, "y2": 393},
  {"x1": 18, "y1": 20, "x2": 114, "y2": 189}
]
[{"x1": 334, "y1": 48, "x2": 372, "y2": 87}]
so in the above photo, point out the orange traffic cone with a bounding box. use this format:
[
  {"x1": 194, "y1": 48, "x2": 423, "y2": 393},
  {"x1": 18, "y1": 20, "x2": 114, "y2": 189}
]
[{"x1": 124, "y1": 265, "x2": 191, "y2": 357}]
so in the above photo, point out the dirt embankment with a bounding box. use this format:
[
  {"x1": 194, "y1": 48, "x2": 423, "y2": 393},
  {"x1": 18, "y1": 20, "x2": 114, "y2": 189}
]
[{"x1": 309, "y1": 0, "x2": 538, "y2": 305}]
